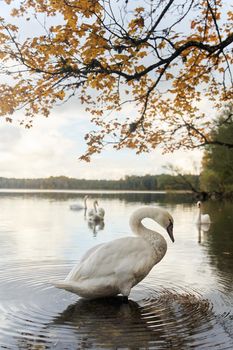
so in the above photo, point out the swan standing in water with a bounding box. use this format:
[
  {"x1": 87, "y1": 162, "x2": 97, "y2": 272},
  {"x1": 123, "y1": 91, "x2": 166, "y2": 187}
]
[
  {"x1": 54, "y1": 206, "x2": 174, "y2": 300},
  {"x1": 70, "y1": 195, "x2": 89, "y2": 211},
  {"x1": 196, "y1": 201, "x2": 211, "y2": 225}
]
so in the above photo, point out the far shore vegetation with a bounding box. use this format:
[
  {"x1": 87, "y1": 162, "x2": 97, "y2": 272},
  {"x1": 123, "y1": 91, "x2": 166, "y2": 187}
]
[
  {"x1": 0, "y1": 174, "x2": 198, "y2": 191},
  {"x1": 0, "y1": 172, "x2": 232, "y2": 200}
]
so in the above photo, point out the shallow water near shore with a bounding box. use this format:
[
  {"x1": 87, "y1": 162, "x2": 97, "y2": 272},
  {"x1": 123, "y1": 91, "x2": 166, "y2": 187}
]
[{"x1": 0, "y1": 191, "x2": 232, "y2": 349}]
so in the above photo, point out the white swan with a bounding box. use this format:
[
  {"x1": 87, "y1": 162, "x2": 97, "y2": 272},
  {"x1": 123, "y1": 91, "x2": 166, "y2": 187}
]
[
  {"x1": 88, "y1": 200, "x2": 104, "y2": 223},
  {"x1": 97, "y1": 203, "x2": 105, "y2": 218},
  {"x1": 70, "y1": 195, "x2": 89, "y2": 211},
  {"x1": 196, "y1": 201, "x2": 211, "y2": 225},
  {"x1": 87, "y1": 200, "x2": 97, "y2": 217},
  {"x1": 54, "y1": 206, "x2": 174, "y2": 299}
]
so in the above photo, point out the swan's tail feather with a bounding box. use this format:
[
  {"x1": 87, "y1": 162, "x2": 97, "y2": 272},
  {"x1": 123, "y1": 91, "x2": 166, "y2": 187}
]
[{"x1": 53, "y1": 280, "x2": 77, "y2": 294}]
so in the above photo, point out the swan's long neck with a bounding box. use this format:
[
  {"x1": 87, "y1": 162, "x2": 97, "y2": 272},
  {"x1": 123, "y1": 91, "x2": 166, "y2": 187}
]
[
  {"x1": 129, "y1": 207, "x2": 167, "y2": 262},
  {"x1": 94, "y1": 201, "x2": 98, "y2": 213}
]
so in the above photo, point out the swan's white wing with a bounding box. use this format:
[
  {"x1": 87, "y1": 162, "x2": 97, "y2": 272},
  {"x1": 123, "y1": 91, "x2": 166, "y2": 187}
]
[
  {"x1": 98, "y1": 208, "x2": 105, "y2": 217},
  {"x1": 80, "y1": 243, "x2": 105, "y2": 263},
  {"x1": 201, "y1": 214, "x2": 211, "y2": 224},
  {"x1": 66, "y1": 237, "x2": 154, "y2": 284},
  {"x1": 88, "y1": 209, "x2": 95, "y2": 217},
  {"x1": 196, "y1": 213, "x2": 211, "y2": 225}
]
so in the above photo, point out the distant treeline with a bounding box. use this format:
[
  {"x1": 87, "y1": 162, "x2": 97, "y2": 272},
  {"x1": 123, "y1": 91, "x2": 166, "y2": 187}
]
[{"x1": 0, "y1": 174, "x2": 200, "y2": 191}]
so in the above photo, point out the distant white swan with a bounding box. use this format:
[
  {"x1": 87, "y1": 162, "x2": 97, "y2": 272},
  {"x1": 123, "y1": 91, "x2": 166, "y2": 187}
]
[
  {"x1": 70, "y1": 195, "x2": 89, "y2": 211},
  {"x1": 196, "y1": 201, "x2": 211, "y2": 225},
  {"x1": 88, "y1": 200, "x2": 104, "y2": 223},
  {"x1": 97, "y1": 203, "x2": 105, "y2": 218},
  {"x1": 87, "y1": 200, "x2": 97, "y2": 217},
  {"x1": 54, "y1": 206, "x2": 174, "y2": 299}
]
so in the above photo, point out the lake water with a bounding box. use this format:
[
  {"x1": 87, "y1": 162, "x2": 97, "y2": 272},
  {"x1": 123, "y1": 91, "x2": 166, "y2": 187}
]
[{"x1": 0, "y1": 191, "x2": 232, "y2": 349}]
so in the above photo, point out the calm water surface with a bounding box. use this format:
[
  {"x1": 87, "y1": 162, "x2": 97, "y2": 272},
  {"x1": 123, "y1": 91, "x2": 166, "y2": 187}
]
[{"x1": 0, "y1": 191, "x2": 232, "y2": 349}]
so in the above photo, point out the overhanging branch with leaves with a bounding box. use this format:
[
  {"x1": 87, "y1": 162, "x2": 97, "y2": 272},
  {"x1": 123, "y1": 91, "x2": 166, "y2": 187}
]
[{"x1": 0, "y1": 0, "x2": 232, "y2": 160}]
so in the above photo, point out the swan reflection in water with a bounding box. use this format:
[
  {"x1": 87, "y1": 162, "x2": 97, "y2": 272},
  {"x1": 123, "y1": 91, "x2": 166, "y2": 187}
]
[
  {"x1": 45, "y1": 291, "x2": 213, "y2": 350},
  {"x1": 87, "y1": 219, "x2": 105, "y2": 236}
]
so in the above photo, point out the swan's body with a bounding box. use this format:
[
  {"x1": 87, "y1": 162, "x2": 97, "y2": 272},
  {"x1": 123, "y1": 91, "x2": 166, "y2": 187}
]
[
  {"x1": 196, "y1": 201, "x2": 211, "y2": 225},
  {"x1": 87, "y1": 200, "x2": 97, "y2": 218},
  {"x1": 70, "y1": 195, "x2": 89, "y2": 211},
  {"x1": 97, "y1": 206, "x2": 105, "y2": 218},
  {"x1": 88, "y1": 200, "x2": 104, "y2": 223},
  {"x1": 54, "y1": 206, "x2": 174, "y2": 299}
]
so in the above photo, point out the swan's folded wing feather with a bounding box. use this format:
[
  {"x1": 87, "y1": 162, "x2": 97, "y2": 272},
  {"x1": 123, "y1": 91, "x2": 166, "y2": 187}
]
[
  {"x1": 80, "y1": 243, "x2": 105, "y2": 263},
  {"x1": 67, "y1": 237, "x2": 154, "y2": 283}
]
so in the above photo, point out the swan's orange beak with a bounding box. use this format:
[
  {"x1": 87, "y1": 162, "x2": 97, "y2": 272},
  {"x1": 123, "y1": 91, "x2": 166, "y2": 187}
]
[{"x1": 167, "y1": 222, "x2": 174, "y2": 242}]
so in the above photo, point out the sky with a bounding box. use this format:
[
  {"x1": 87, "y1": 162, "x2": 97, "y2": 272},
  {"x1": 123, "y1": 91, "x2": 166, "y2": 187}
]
[
  {"x1": 0, "y1": 100, "x2": 203, "y2": 180},
  {"x1": 0, "y1": 1, "x2": 205, "y2": 180}
]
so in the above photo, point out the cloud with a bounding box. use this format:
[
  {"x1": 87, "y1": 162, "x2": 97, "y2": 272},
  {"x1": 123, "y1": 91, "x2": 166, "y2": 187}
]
[
  {"x1": 0, "y1": 124, "x2": 22, "y2": 151},
  {"x1": 0, "y1": 101, "x2": 203, "y2": 179},
  {"x1": 0, "y1": 80, "x2": 205, "y2": 180},
  {"x1": 69, "y1": 147, "x2": 203, "y2": 180},
  {"x1": 0, "y1": 111, "x2": 75, "y2": 177}
]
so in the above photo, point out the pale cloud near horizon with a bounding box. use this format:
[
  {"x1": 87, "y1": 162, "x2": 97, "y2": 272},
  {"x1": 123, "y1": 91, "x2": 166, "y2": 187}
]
[{"x1": 0, "y1": 99, "x2": 203, "y2": 180}]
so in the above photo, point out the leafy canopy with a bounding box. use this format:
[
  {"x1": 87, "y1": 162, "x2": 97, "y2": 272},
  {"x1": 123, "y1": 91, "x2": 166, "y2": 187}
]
[
  {"x1": 201, "y1": 104, "x2": 233, "y2": 192},
  {"x1": 0, "y1": 0, "x2": 232, "y2": 160}
]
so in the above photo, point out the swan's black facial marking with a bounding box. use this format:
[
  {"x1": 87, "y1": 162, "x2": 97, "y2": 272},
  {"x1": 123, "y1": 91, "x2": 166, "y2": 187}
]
[{"x1": 167, "y1": 219, "x2": 174, "y2": 242}]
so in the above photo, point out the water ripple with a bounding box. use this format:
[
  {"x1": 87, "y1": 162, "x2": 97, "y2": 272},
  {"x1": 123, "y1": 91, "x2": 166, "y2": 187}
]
[{"x1": 0, "y1": 261, "x2": 232, "y2": 349}]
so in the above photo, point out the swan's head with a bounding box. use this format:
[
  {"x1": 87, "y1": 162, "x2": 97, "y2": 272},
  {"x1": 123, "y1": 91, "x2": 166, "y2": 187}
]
[
  {"x1": 167, "y1": 218, "x2": 174, "y2": 242},
  {"x1": 84, "y1": 195, "x2": 89, "y2": 199},
  {"x1": 160, "y1": 209, "x2": 174, "y2": 243},
  {"x1": 197, "y1": 201, "x2": 201, "y2": 208},
  {"x1": 130, "y1": 207, "x2": 174, "y2": 242},
  {"x1": 149, "y1": 207, "x2": 174, "y2": 242}
]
